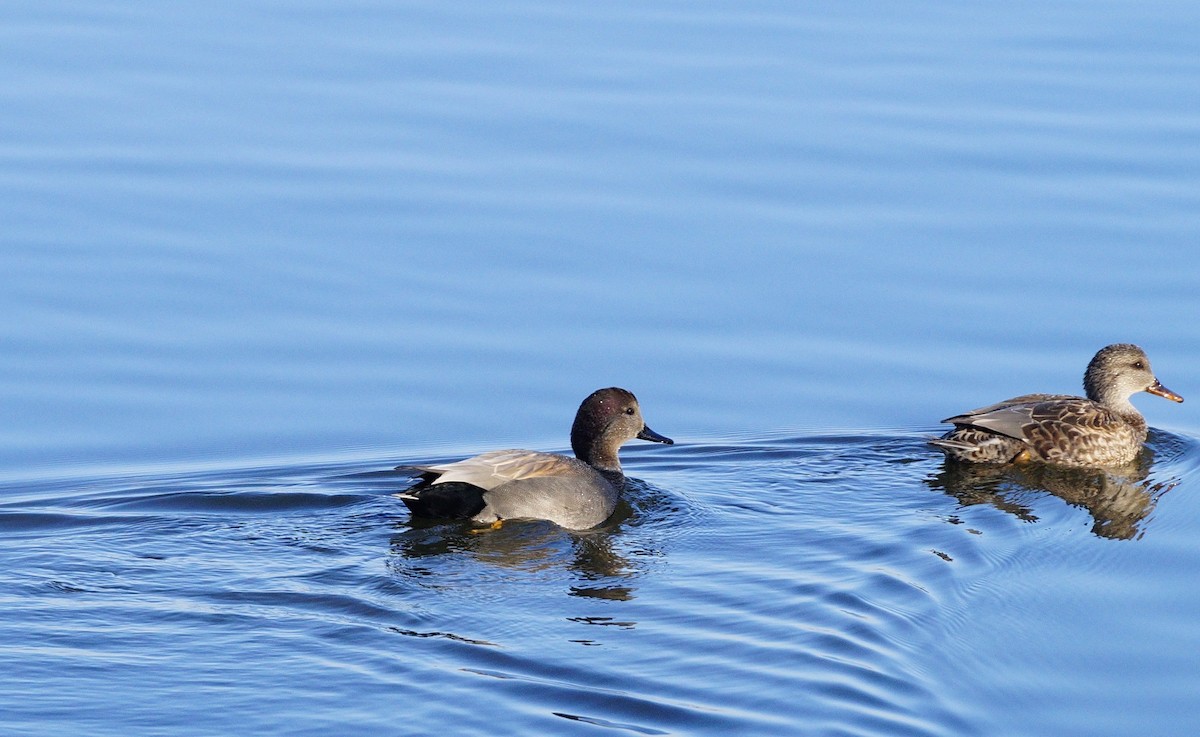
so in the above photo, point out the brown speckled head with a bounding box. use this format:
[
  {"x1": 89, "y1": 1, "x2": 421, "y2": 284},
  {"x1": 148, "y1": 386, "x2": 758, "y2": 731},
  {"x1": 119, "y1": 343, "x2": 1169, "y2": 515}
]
[
  {"x1": 1084, "y1": 343, "x2": 1183, "y2": 407},
  {"x1": 570, "y1": 387, "x2": 673, "y2": 471}
]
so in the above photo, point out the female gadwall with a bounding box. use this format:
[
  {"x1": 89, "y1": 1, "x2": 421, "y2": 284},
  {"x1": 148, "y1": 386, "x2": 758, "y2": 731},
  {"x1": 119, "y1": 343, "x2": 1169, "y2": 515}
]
[
  {"x1": 395, "y1": 387, "x2": 673, "y2": 530},
  {"x1": 930, "y1": 344, "x2": 1182, "y2": 467}
]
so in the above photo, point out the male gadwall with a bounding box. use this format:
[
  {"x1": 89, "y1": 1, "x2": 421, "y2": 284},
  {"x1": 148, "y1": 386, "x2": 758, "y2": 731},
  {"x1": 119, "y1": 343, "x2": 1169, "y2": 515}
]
[
  {"x1": 395, "y1": 387, "x2": 673, "y2": 530},
  {"x1": 930, "y1": 344, "x2": 1183, "y2": 467}
]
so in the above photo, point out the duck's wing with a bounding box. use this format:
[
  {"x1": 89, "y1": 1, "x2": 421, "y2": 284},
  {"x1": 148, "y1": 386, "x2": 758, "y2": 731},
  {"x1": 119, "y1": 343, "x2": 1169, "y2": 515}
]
[
  {"x1": 942, "y1": 394, "x2": 1118, "y2": 441},
  {"x1": 1034, "y1": 398, "x2": 1126, "y2": 430},
  {"x1": 403, "y1": 449, "x2": 580, "y2": 491},
  {"x1": 941, "y1": 394, "x2": 1077, "y2": 424}
]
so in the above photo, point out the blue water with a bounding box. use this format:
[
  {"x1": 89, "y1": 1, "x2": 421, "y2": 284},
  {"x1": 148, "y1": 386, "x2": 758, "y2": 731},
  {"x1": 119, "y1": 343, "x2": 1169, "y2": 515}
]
[{"x1": 3, "y1": 1, "x2": 1200, "y2": 734}]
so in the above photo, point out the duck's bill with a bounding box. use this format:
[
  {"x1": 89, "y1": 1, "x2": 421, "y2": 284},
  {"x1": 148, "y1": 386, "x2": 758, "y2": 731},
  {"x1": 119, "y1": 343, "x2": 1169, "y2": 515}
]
[
  {"x1": 638, "y1": 425, "x2": 674, "y2": 444},
  {"x1": 1147, "y1": 380, "x2": 1184, "y2": 403}
]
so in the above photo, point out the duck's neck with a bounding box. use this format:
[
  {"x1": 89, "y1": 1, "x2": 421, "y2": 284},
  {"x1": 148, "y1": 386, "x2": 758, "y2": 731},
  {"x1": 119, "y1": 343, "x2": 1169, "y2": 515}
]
[
  {"x1": 571, "y1": 418, "x2": 625, "y2": 475},
  {"x1": 575, "y1": 442, "x2": 623, "y2": 476},
  {"x1": 1089, "y1": 387, "x2": 1145, "y2": 426},
  {"x1": 575, "y1": 447, "x2": 625, "y2": 488}
]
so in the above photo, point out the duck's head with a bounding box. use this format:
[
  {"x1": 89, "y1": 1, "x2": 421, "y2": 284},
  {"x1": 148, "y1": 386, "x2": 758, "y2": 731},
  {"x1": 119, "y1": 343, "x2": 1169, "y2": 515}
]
[
  {"x1": 570, "y1": 387, "x2": 673, "y2": 471},
  {"x1": 1084, "y1": 343, "x2": 1183, "y2": 406}
]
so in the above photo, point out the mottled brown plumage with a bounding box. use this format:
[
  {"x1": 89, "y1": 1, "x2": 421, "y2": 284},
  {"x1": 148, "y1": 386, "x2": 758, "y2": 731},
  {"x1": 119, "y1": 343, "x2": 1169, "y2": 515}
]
[{"x1": 931, "y1": 344, "x2": 1183, "y2": 467}]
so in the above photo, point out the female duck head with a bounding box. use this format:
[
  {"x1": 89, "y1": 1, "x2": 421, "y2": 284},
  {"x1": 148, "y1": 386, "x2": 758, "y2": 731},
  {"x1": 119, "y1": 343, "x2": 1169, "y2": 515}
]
[{"x1": 1084, "y1": 343, "x2": 1183, "y2": 408}]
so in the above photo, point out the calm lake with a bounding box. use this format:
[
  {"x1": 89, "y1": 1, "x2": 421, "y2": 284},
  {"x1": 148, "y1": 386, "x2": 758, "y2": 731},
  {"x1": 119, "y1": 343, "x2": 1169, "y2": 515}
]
[{"x1": 3, "y1": 1, "x2": 1199, "y2": 735}]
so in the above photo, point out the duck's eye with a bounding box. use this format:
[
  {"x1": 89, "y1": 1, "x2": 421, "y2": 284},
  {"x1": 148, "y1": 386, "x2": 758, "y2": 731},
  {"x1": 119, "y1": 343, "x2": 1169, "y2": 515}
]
[
  {"x1": 624, "y1": 407, "x2": 635, "y2": 415},
  {"x1": 1133, "y1": 361, "x2": 1146, "y2": 370}
]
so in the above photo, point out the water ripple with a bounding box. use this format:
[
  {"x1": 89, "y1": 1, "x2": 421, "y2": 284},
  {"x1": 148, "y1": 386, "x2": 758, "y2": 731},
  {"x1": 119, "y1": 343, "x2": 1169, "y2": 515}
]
[{"x1": 2, "y1": 426, "x2": 1199, "y2": 735}]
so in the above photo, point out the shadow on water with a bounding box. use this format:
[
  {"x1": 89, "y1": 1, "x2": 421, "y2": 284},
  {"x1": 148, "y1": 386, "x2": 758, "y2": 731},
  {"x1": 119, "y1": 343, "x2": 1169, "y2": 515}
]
[{"x1": 925, "y1": 430, "x2": 1188, "y2": 541}]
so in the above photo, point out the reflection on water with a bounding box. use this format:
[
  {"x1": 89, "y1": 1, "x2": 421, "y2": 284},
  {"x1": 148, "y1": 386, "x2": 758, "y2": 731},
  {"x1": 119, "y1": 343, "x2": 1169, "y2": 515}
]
[
  {"x1": 391, "y1": 521, "x2": 634, "y2": 594},
  {"x1": 927, "y1": 445, "x2": 1176, "y2": 541},
  {"x1": 386, "y1": 478, "x2": 682, "y2": 603}
]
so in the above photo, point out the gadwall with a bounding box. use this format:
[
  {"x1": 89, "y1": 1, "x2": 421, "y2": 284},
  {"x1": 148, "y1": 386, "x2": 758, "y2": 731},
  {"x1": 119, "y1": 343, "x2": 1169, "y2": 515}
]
[
  {"x1": 930, "y1": 344, "x2": 1183, "y2": 467},
  {"x1": 395, "y1": 387, "x2": 673, "y2": 530}
]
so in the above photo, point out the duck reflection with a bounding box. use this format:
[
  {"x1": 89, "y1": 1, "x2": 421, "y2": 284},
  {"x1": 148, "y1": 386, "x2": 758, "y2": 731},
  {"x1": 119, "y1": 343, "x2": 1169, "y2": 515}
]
[
  {"x1": 388, "y1": 493, "x2": 656, "y2": 601},
  {"x1": 927, "y1": 446, "x2": 1176, "y2": 540}
]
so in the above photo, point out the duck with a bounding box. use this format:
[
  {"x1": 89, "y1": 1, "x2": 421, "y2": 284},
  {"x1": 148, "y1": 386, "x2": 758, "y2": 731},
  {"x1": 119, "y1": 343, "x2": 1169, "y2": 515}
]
[
  {"x1": 395, "y1": 387, "x2": 673, "y2": 530},
  {"x1": 930, "y1": 343, "x2": 1182, "y2": 467}
]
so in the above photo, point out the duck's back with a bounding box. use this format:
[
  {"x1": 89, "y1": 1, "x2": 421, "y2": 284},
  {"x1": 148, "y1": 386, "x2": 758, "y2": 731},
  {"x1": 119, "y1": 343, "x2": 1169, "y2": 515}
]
[{"x1": 414, "y1": 449, "x2": 582, "y2": 490}]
